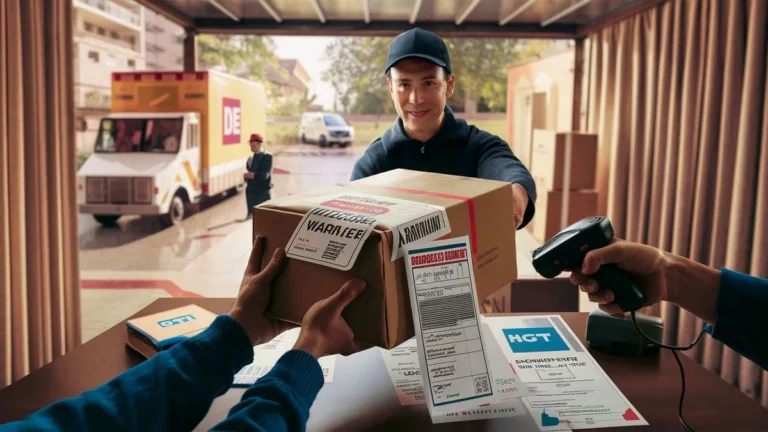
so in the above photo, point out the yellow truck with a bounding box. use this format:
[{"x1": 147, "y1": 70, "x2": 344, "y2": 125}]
[{"x1": 77, "y1": 70, "x2": 267, "y2": 226}]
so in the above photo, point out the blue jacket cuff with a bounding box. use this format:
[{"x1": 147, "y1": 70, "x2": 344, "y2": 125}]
[
  {"x1": 160, "y1": 315, "x2": 255, "y2": 373},
  {"x1": 270, "y1": 350, "x2": 324, "y2": 406}
]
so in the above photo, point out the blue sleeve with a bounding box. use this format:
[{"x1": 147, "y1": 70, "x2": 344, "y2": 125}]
[
  {"x1": 0, "y1": 315, "x2": 254, "y2": 432},
  {"x1": 475, "y1": 136, "x2": 537, "y2": 229},
  {"x1": 210, "y1": 350, "x2": 324, "y2": 432},
  {"x1": 710, "y1": 268, "x2": 768, "y2": 371},
  {"x1": 350, "y1": 147, "x2": 381, "y2": 181}
]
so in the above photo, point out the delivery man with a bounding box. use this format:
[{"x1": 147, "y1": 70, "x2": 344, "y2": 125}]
[
  {"x1": 243, "y1": 133, "x2": 273, "y2": 219},
  {"x1": 350, "y1": 28, "x2": 536, "y2": 229}
]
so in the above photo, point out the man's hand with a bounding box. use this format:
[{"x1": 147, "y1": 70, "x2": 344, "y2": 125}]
[
  {"x1": 228, "y1": 236, "x2": 295, "y2": 345},
  {"x1": 511, "y1": 184, "x2": 529, "y2": 228},
  {"x1": 568, "y1": 239, "x2": 672, "y2": 316},
  {"x1": 293, "y1": 279, "x2": 366, "y2": 359},
  {"x1": 244, "y1": 172, "x2": 255, "y2": 180}
]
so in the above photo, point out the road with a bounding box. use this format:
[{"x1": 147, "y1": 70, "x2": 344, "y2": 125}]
[{"x1": 78, "y1": 144, "x2": 366, "y2": 273}]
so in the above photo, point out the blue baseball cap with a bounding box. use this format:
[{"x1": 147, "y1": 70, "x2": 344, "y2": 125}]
[{"x1": 384, "y1": 28, "x2": 452, "y2": 75}]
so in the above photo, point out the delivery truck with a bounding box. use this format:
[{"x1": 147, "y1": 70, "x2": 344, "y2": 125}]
[{"x1": 77, "y1": 70, "x2": 267, "y2": 226}]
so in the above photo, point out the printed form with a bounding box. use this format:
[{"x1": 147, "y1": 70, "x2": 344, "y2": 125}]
[
  {"x1": 483, "y1": 315, "x2": 648, "y2": 430},
  {"x1": 380, "y1": 337, "x2": 555, "y2": 428},
  {"x1": 233, "y1": 328, "x2": 336, "y2": 386},
  {"x1": 285, "y1": 191, "x2": 452, "y2": 271},
  {"x1": 404, "y1": 236, "x2": 528, "y2": 417}
]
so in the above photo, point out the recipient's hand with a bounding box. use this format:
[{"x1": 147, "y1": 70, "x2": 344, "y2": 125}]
[
  {"x1": 293, "y1": 279, "x2": 366, "y2": 359},
  {"x1": 512, "y1": 184, "x2": 529, "y2": 228},
  {"x1": 568, "y1": 239, "x2": 672, "y2": 316},
  {"x1": 244, "y1": 172, "x2": 255, "y2": 180},
  {"x1": 228, "y1": 236, "x2": 295, "y2": 345}
]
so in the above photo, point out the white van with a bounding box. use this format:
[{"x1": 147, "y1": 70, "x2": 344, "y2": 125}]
[{"x1": 298, "y1": 112, "x2": 355, "y2": 148}]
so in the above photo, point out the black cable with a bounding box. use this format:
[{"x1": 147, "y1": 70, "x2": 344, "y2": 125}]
[{"x1": 630, "y1": 311, "x2": 709, "y2": 432}]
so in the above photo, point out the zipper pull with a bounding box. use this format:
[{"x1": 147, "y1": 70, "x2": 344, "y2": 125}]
[{"x1": 420, "y1": 144, "x2": 425, "y2": 154}]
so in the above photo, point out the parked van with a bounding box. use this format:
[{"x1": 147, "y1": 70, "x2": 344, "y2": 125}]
[
  {"x1": 77, "y1": 69, "x2": 267, "y2": 227},
  {"x1": 298, "y1": 112, "x2": 355, "y2": 148}
]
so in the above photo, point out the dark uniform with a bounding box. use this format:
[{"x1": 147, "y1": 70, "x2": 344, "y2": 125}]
[{"x1": 245, "y1": 150, "x2": 273, "y2": 218}]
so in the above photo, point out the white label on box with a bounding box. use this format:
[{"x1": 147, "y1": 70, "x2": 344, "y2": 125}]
[
  {"x1": 284, "y1": 191, "x2": 451, "y2": 269},
  {"x1": 285, "y1": 206, "x2": 377, "y2": 271}
]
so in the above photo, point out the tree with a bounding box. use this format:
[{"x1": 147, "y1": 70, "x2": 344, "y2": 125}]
[
  {"x1": 322, "y1": 37, "x2": 395, "y2": 120},
  {"x1": 322, "y1": 37, "x2": 554, "y2": 114},
  {"x1": 197, "y1": 34, "x2": 284, "y2": 102}
]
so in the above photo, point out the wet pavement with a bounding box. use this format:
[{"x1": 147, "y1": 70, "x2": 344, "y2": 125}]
[{"x1": 78, "y1": 143, "x2": 542, "y2": 341}]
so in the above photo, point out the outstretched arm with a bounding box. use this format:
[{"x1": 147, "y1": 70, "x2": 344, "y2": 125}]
[
  {"x1": 476, "y1": 136, "x2": 537, "y2": 229},
  {"x1": 1, "y1": 315, "x2": 254, "y2": 432}
]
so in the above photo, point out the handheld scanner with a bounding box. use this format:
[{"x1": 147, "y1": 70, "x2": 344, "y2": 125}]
[{"x1": 531, "y1": 216, "x2": 646, "y2": 312}]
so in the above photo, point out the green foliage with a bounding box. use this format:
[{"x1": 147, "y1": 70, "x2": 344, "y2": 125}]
[
  {"x1": 197, "y1": 35, "x2": 292, "y2": 111},
  {"x1": 322, "y1": 37, "x2": 555, "y2": 114}
]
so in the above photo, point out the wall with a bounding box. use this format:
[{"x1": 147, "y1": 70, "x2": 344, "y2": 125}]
[{"x1": 506, "y1": 49, "x2": 575, "y2": 166}]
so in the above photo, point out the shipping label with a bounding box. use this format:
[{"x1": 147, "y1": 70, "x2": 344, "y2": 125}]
[{"x1": 284, "y1": 191, "x2": 451, "y2": 270}]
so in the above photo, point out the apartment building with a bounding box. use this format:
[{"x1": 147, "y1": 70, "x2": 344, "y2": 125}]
[
  {"x1": 144, "y1": 9, "x2": 184, "y2": 71},
  {"x1": 73, "y1": 0, "x2": 186, "y2": 152}
]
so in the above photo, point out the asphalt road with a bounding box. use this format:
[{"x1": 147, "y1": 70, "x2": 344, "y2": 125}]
[{"x1": 77, "y1": 144, "x2": 367, "y2": 272}]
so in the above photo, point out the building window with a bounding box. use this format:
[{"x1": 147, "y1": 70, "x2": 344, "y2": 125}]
[
  {"x1": 128, "y1": 59, "x2": 135, "y2": 68},
  {"x1": 84, "y1": 22, "x2": 94, "y2": 32},
  {"x1": 125, "y1": 35, "x2": 135, "y2": 44},
  {"x1": 97, "y1": 27, "x2": 105, "y2": 36},
  {"x1": 88, "y1": 51, "x2": 100, "y2": 62},
  {"x1": 110, "y1": 31, "x2": 119, "y2": 39}
]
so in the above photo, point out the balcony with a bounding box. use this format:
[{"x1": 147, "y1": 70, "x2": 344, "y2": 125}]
[{"x1": 74, "y1": 0, "x2": 141, "y2": 30}]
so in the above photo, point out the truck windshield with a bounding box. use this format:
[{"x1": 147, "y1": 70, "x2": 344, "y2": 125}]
[
  {"x1": 94, "y1": 117, "x2": 184, "y2": 153},
  {"x1": 323, "y1": 114, "x2": 347, "y2": 127}
]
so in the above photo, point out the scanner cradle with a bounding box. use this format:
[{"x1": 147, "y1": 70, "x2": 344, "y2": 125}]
[{"x1": 531, "y1": 216, "x2": 646, "y2": 312}]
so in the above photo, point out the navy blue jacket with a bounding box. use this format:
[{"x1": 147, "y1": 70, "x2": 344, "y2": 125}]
[{"x1": 350, "y1": 106, "x2": 537, "y2": 228}]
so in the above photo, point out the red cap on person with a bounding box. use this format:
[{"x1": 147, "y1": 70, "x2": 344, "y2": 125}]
[{"x1": 249, "y1": 133, "x2": 263, "y2": 143}]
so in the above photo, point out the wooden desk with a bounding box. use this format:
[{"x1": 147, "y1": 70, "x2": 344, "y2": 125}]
[{"x1": 1, "y1": 298, "x2": 766, "y2": 431}]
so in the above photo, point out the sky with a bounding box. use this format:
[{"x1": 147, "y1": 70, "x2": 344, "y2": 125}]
[{"x1": 271, "y1": 36, "x2": 337, "y2": 110}]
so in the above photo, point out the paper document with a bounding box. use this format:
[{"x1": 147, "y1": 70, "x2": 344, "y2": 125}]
[
  {"x1": 403, "y1": 236, "x2": 526, "y2": 417},
  {"x1": 234, "y1": 328, "x2": 336, "y2": 386},
  {"x1": 284, "y1": 192, "x2": 451, "y2": 269},
  {"x1": 484, "y1": 315, "x2": 648, "y2": 430},
  {"x1": 380, "y1": 338, "x2": 547, "y2": 428}
]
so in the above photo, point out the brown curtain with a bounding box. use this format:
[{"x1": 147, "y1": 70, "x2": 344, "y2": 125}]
[
  {"x1": 1, "y1": 0, "x2": 81, "y2": 389},
  {"x1": 583, "y1": 0, "x2": 768, "y2": 407}
]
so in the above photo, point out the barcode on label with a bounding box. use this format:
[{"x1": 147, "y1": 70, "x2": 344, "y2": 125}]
[
  {"x1": 418, "y1": 292, "x2": 475, "y2": 331},
  {"x1": 474, "y1": 375, "x2": 490, "y2": 394},
  {"x1": 321, "y1": 241, "x2": 344, "y2": 261}
]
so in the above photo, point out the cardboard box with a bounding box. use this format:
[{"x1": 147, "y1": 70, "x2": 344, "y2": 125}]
[
  {"x1": 527, "y1": 189, "x2": 598, "y2": 243},
  {"x1": 481, "y1": 276, "x2": 579, "y2": 314},
  {"x1": 531, "y1": 130, "x2": 598, "y2": 191},
  {"x1": 253, "y1": 169, "x2": 520, "y2": 349}
]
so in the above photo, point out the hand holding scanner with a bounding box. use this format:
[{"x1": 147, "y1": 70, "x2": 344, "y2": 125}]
[{"x1": 531, "y1": 216, "x2": 646, "y2": 312}]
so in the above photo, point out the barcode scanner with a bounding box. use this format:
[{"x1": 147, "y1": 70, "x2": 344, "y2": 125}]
[
  {"x1": 532, "y1": 216, "x2": 707, "y2": 432},
  {"x1": 530, "y1": 216, "x2": 645, "y2": 312}
]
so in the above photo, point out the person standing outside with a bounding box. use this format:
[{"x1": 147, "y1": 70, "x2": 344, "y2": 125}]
[
  {"x1": 350, "y1": 28, "x2": 536, "y2": 229},
  {"x1": 244, "y1": 133, "x2": 273, "y2": 219}
]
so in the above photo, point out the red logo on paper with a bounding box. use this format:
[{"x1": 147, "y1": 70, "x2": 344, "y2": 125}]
[
  {"x1": 222, "y1": 97, "x2": 241, "y2": 145},
  {"x1": 622, "y1": 409, "x2": 640, "y2": 421},
  {"x1": 320, "y1": 199, "x2": 390, "y2": 215}
]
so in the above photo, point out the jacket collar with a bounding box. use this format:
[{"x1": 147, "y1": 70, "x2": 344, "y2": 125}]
[{"x1": 383, "y1": 105, "x2": 462, "y2": 153}]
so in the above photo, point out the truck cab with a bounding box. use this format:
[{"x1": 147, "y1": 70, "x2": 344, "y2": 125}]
[{"x1": 77, "y1": 112, "x2": 202, "y2": 227}]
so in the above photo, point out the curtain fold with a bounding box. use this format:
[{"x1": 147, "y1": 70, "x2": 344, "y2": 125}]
[
  {"x1": 0, "y1": 0, "x2": 81, "y2": 389},
  {"x1": 584, "y1": 0, "x2": 768, "y2": 407}
]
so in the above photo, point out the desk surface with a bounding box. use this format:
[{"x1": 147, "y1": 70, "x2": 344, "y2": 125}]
[{"x1": 1, "y1": 298, "x2": 766, "y2": 431}]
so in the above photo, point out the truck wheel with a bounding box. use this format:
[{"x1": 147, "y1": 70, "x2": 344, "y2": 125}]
[
  {"x1": 160, "y1": 194, "x2": 186, "y2": 227},
  {"x1": 319, "y1": 135, "x2": 328, "y2": 148},
  {"x1": 301, "y1": 133, "x2": 307, "y2": 144},
  {"x1": 93, "y1": 214, "x2": 121, "y2": 225}
]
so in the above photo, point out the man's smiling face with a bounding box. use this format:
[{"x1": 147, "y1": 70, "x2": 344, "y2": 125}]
[{"x1": 387, "y1": 58, "x2": 455, "y2": 142}]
